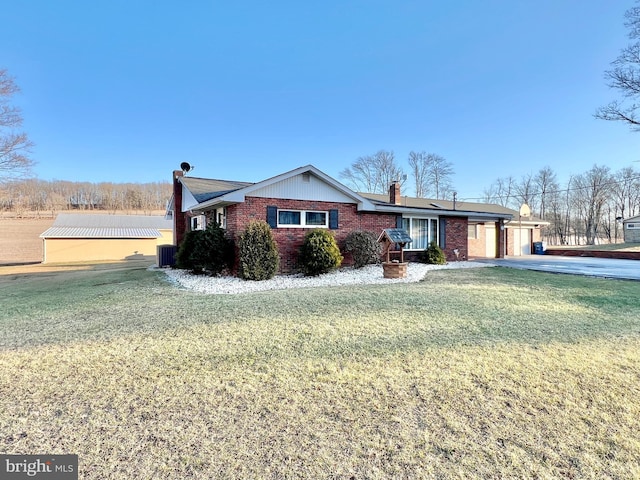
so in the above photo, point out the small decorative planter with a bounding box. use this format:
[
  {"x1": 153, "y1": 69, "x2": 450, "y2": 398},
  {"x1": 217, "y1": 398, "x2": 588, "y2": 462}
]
[{"x1": 382, "y1": 261, "x2": 408, "y2": 279}]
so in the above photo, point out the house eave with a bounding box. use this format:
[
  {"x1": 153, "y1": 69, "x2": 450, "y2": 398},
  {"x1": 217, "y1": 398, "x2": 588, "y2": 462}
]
[
  {"x1": 188, "y1": 164, "x2": 378, "y2": 213},
  {"x1": 374, "y1": 204, "x2": 513, "y2": 220}
]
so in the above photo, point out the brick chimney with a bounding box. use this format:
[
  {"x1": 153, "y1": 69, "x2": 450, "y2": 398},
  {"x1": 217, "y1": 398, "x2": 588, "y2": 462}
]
[
  {"x1": 390, "y1": 181, "x2": 401, "y2": 205},
  {"x1": 173, "y1": 170, "x2": 186, "y2": 247}
]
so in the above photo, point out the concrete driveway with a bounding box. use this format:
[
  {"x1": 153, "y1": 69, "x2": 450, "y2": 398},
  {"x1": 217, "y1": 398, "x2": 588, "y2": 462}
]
[{"x1": 478, "y1": 255, "x2": 640, "y2": 281}]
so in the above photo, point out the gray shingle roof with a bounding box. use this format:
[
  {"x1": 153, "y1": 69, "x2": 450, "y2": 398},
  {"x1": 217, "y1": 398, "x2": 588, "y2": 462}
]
[
  {"x1": 360, "y1": 192, "x2": 516, "y2": 215},
  {"x1": 180, "y1": 177, "x2": 254, "y2": 203}
]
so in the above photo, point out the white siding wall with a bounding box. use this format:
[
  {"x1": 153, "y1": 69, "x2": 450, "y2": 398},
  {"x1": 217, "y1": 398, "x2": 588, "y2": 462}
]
[{"x1": 250, "y1": 173, "x2": 355, "y2": 202}]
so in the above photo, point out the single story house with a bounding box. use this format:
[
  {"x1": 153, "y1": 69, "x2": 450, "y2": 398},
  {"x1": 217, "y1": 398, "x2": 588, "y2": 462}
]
[
  {"x1": 623, "y1": 214, "x2": 640, "y2": 243},
  {"x1": 168, "y1": 165, "x2": 547, "y2": 272},
  {"x1": 40, "y1": 213, "x2": 173, "y2": 263},
  {"x1": 361, "y1": 193, "x2": 547, "y2": 257}
]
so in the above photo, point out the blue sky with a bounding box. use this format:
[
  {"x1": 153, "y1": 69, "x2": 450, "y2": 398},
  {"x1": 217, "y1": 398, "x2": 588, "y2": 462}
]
[{"x1": 2, "y1": 1, "x2": 638, "y2": 199}]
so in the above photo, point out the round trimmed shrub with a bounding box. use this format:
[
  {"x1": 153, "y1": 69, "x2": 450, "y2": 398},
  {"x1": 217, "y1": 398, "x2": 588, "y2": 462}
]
[
  {"x1": 299, "y1": 229, "x2": 343, "y2": 276},
  {"x1": 238, "y1": 220, "x2": 279, "y2": 280},
  {"x1": 421, "y1": 240, "x2": 447, "y2": 265},
  {"x1": 344, "y1": 230, "x2": 381, "y2": 268}
]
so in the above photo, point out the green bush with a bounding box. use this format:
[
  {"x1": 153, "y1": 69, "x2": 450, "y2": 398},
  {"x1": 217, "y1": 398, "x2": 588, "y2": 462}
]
[
  {"x1": 175, "y1": 222, "x2": 234, "y2": 275},
  {"x1": 238, "y1": 220, "x2": 279, "y2": 281},
  {"x1": 200, "y1": 221, "x2": 235, "y2": 274},
  {"x1": 344, "y1": 230, "x2": 381, "y2": 268},
  {"x1": 175, "y1": 229, "x2": 205, "y2": 273},
  {"x1": 421, "y1": 240, "x2": 447, "y2": 265},
  {"x1": 299, "y1": 229, "x2": 343, "y2": 276}
]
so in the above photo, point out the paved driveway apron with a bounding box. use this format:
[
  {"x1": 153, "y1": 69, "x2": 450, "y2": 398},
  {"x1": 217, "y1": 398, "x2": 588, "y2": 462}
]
[{"x1": 480, "y1": 255, "x2": 640, "y2": 281}]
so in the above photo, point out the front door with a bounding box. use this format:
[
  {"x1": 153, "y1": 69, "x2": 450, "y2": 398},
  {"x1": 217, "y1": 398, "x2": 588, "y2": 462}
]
[{"x1": 485, "y1": 224, "x2": 497, "y2": 258}]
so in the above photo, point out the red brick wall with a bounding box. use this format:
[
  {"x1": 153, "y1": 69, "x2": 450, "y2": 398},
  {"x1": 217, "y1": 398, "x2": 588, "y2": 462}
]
[
  {"x1": 442, "y1": 216, "x2": 468, "y2": 261},
  {"x1": 467, "y1": 221, "x2": 506, "y2": 259},
  {"x1": 467, "y1": 223, "x2": 485, "y2": 258},
  {"x1": 173, "y1": 170, "x2": 187, "y2": 247},
  {"x1": 225, "y1": 197, "x2": 397, "y2": 273}
]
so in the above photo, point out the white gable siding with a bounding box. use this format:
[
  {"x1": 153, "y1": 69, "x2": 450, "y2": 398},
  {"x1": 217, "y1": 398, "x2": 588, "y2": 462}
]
[
  {"x1": 182, "y1": 188, "x2": 199, "y2": 211},
  {"x1": 249, "y1": 173, "x2": 355, "y2": 203}
]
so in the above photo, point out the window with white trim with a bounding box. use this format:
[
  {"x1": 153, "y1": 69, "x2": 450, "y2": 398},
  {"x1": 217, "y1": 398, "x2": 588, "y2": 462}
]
[
  {"x1": 402, "y1": 217, "x2": 439, "y2": 250},
  {"x1": 277, "y1": 209, "x2": 328, "y2": 228},
  {"x1": 468, "y1": 224, "x2": 479, "y2": 239},
  {"x1": 191, "y1": 214, "x2": 206, "y2": 231}
]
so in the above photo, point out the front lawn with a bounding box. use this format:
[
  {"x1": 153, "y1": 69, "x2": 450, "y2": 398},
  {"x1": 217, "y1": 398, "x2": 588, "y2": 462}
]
[{"x1": 1, "y1": 266, "x2": 639, "y2": 478}]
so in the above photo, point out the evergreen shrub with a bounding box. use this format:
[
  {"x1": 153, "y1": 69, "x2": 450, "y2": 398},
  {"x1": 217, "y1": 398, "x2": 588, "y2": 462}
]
[
  {"x1": 238, "y1": 220, "x2": 279, "y2": 280},
  {"x1": 299, "y1": 229, "x2": 343, "y2": 276},
  {"x1": 175, "y1": 222, "x2": 234, "y2": 275},
  {"x1": 421, "y1": 240, "x2": 447, "y2": 265},
  {"x1": 344, "y1": 230, "x2": 381, "y2": 268}
]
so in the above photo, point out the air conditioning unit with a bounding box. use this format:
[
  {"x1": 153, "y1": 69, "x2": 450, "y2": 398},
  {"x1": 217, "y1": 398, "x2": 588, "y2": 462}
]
[{"x1": 191, "y1": 215, "x2": 206, "y2": 231}]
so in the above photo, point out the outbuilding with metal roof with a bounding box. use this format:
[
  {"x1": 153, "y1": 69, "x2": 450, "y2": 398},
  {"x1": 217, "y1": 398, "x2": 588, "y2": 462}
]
[{"x1": 40, "y1": 214, "x2": 173, "y2": 263}]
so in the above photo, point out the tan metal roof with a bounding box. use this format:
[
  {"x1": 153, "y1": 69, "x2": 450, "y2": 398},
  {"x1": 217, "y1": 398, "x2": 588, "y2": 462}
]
[
  {"x1": 40, "y1": 227, "x2": 162, "y2": 239},
  {"x1": 51, "y1": 213, "x2": 172, "y2": 229},
  {"x1": 40, "y1": 214, "x2": 171, "y2": 238}
]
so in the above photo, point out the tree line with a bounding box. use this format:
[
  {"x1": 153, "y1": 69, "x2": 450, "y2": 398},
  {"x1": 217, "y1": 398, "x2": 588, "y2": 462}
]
[
  {"x1": 340, "y1": 150, "x2": 640, "y2": 245},
  {"x1": 483, "y1": 165, "x2": 640, "y2": 245},
  {"x1": 0, "y1": 179, "x2": 172, "y2": 216}
]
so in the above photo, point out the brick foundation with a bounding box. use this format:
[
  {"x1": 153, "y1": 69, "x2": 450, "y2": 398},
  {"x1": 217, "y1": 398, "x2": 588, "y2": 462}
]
[
  {"x1": 382, "y1": 262, "x2": 408, "y2": 278},
  {"x1": 544, "y1": 249, "x2": 640, "y2": 260}
]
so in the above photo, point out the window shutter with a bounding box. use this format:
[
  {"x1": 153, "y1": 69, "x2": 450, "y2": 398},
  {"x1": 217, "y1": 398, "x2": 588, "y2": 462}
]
[
  {"x1": 396, "y1": 215, "x2": 403, "y2": 229},
  {"x1": 267, "y1": 206, "x2": 277, "y2": 228},
  {"x1": 329, "y1": 209, "x2": 339, "y2": 229},
  {"x1": 439, "y1": 217, "x2": 446, "y2": 248}
]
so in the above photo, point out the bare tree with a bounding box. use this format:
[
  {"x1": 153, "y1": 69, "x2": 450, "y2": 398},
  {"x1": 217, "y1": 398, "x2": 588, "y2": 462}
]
[
  {"x1": 513, "y1": 173, "x2": 537, "y2": 215},
  {"x1": 427, "y1": 154, "x2": 455, "y2": 200},
  {"x1": 595, "y1": 2, "x2": 640, "y2": 129},
  {"x1": 0, "y1": 69, "x2": 34, "y2": 179},
  {"x1": 572, "y1": 165, "x2": 613, "y2": 245},
  {"x1": 408, "y1": 151, "x2": 455, "y2": 198},
  {"x1": 484, "y1": 176, "x2": 516, "y2": 208},
  {"x1": 534, "y1": 166, "x2": 558, "y2": 220},
  {"x1": 340, "y1": 150, "x2": 405, "y2": 194},
  {"x1": 408, "y1": 151, "x2": 429, "y2": 197}
]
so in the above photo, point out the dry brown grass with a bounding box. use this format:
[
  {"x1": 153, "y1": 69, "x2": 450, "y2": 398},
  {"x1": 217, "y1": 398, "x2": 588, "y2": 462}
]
[
  {"x1": 0, "y1": 218, "x2": 53, "y2": 265},
  {"x1": 1, "y1": 267, "x2": 639, "y2": 478}
]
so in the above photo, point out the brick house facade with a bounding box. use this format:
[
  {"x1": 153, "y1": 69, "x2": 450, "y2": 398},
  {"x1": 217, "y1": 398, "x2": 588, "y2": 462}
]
[
  {"x1": 170, "y1": 165, "x2": 523, "y2": 273},
  {"x1": 223, "y1": 197, "x2": 396, "y2": 272}
]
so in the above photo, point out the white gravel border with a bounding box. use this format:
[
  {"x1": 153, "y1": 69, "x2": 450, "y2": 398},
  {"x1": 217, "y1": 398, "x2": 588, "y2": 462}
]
[{"x1": 160, "y1": 261, "x2": 491, "y2": 295}]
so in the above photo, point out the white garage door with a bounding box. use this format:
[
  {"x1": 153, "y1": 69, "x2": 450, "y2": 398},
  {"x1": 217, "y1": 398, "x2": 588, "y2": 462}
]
[
  {"x1": 485, "y1": 224, "x2": 497, "y2": 258},
  {"x1": 513, "y1": 228, "x2": 531, "y2": 256}
]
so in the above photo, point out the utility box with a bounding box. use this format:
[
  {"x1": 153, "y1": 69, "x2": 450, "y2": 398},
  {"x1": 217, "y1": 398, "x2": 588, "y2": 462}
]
[
  {"x1": 157, "y1": 245, "x2": 177, "y2": 267},
  {"x1": 533, "y1": 242, "x2": 544, "y2": 255}
]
